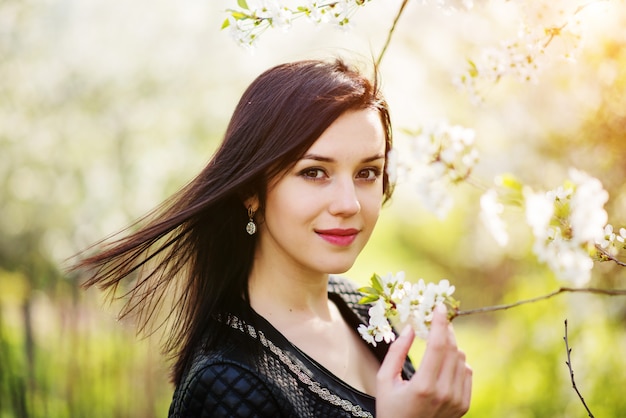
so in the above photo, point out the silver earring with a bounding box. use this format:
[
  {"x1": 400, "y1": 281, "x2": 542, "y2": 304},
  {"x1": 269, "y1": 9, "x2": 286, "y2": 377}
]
[{"x1": 246, "y1": 206, "x2": 257, "y2": 235}]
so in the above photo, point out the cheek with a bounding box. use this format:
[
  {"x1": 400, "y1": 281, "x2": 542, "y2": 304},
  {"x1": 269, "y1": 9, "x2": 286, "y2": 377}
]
[
  {"x1": 264, "y1": 183, "x2": 316, "y2": 226},
  {"x1": 362, "y1": 182, "x2": 385, "y2": 206},
  {"x1": 359, "y1": 190, "x2": 384, "y2": 222}
]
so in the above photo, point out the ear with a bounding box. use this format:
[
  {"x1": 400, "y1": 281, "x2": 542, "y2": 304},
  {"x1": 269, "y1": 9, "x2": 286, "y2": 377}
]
[{"x1": 244, "y1": 195, "x2": 259, "y2": 213}]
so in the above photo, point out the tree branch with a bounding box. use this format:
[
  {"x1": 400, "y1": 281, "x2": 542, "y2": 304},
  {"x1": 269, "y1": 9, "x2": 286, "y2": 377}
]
[
  {"x1": 564, "y1": 319, "x2": 595, "y2": 417},
  {"x1": 452, "y1": 287, "x2": 626, "y2": 318},
  {"x1": 376, "y1": 0, "x2": 410, "y2": 67}
]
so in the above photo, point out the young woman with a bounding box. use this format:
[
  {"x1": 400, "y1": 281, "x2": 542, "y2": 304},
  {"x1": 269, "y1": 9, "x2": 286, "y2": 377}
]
[{"x1": 76, "y1": 58, "x2": 472, "y2": 417}]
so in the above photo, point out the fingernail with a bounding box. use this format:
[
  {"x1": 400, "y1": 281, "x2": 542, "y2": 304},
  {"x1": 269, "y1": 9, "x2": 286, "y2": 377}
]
[{"x1": 435, "y1": 304, "x2": 448, "y2": 315}]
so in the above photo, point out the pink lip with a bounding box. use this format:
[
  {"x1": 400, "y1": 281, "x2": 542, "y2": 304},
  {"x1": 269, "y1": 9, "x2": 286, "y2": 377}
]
[{"x1": 315, "y1": 228, "x2": 360, "y2": 246}]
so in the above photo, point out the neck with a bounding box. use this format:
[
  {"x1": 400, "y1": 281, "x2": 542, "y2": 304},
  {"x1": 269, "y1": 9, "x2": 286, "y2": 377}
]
[{"x1": 248, "y1": 262, "x2": 332, "y2": 322}]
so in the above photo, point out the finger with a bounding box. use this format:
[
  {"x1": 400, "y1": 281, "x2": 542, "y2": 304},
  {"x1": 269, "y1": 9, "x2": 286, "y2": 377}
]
[
  {"x1": 461, "y1": 363, "x2": 473, "y2": 412},
  {"x1": 415, "y1": 305, "x2": 449, "y2": 383},
  {"x1": 435, "y1": 344, "x2": 462, "y2": 396},
  {"x1": 378, "y1": 325, "x2": 415, "y2": 383},
  {"x1": 442, "y1": 350, "x2": 468, "y2": 409},
  {"x1": 447, "y1": 321, "x2": 457, "y2": 346}
]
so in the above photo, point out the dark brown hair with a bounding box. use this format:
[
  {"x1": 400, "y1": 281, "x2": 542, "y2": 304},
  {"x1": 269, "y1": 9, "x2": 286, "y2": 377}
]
[{"x1": 74, "y1": 58, "x2": 394, "y2": 384}]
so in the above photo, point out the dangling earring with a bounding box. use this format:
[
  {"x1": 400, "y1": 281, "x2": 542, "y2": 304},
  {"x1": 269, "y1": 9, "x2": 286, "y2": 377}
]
[{"x1": 246, "y1": 206, "x2": 257, "y2": 235}]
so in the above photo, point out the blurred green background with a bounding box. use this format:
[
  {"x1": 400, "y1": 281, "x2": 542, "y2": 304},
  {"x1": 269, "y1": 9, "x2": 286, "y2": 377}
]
[{"x1": 1, "y1": 1, "x2": 625, "y2": 416}]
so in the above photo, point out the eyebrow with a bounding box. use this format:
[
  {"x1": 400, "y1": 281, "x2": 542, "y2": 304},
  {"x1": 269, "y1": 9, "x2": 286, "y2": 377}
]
[{"x1": 300, "y1": 153, "x2": 385, "y2": 163}]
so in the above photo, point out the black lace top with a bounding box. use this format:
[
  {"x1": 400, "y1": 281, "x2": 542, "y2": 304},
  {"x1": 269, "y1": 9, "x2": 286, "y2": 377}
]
[{"x1": 168, "y1": 276, "x2": 415, "y2": 417}]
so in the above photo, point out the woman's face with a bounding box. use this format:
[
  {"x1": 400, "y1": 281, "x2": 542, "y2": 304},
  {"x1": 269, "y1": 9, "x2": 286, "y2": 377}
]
[{"x1": 253, "y1": 108, "x2": 386, "y2": 277}]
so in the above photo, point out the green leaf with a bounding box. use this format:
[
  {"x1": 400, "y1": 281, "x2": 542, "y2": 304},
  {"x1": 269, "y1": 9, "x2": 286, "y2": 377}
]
[
  {"x1": 358, "y1": 295, "x2": 380, "y2": 305},
  {"x1": 497, "y1": 173, "x2": 523, "y2": 192},
  {"x1": 230, "y1": 11, "x2": 248, "y2": 19},
  {"x1": 370, "y1": 273, "x2": 384, "y2": 293},
  {"x1": 467, "y1": 59, "x2": 478, "y2": 78},
  {"x1": 221, "y1": 18, "x2": 230, "y2": 29},
  {"x1": 357, "y1": 286, "x2": 379, "y2": 296},
  {"x1": 237, "y1": 0, "x2": 249, "y2": 9},
  {"x1": 495, "y1": 173, "x2": 526, "y2": 207}
]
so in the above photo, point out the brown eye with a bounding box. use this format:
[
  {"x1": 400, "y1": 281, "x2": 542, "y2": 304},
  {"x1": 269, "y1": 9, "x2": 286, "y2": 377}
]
[
  {"x1": 299, "y1": 168, "x2": 326, "y2": 180},
  {"x1": 356, "y1": 168, "x2": 381, "y2": 180}
]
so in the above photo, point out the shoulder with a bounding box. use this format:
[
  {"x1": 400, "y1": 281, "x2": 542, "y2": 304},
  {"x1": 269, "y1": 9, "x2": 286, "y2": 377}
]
[
  {"x1": 169, "y1": 355, "x2": 282, "y2": 418},
  {"x1": 328, "y1": 275, "x2": 363, "y2": 302}
]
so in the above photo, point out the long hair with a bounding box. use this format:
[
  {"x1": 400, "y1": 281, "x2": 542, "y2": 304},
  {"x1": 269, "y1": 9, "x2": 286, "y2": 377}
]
[{"x1": 73, "y1": 58, "x2": 395, "y2": 385}]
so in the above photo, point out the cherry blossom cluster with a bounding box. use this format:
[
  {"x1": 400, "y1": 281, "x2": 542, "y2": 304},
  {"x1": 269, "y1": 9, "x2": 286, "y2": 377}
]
[
  {"x1": 454, "y1": 1, "x2": 587, "y2": 104},
  {"x1": 526, "y1": 169, "x2": 611, "y2": 286},
  {"x1": 357, "y1": 272, "x2": 459, "y2": 346},
  {"x1": 481, "y1": 169, "x2": 624, "y2": 286},
  {"x1": 223, "y1": 0, "x2": 371, "y2": 47},
  {"x1": 222, "y1": 0, "x2": 596, "y2": 101},
  {"x1": 222, "y1": 0, "x2": 477, "y2": 48},
  {"x1": 395, "y1": 123, "x2": 479, "y2": 218}
]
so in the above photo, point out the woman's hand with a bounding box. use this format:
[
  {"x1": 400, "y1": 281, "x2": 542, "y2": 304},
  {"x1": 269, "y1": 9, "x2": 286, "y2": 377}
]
[{"x1": 376, "y1": 305, "x2": 472, "y2": 418}]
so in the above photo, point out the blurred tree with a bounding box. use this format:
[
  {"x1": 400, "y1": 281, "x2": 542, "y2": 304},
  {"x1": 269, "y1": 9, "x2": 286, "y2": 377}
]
[{"x1": 1, "y1": 0, "x2": 625, "y2": 416}]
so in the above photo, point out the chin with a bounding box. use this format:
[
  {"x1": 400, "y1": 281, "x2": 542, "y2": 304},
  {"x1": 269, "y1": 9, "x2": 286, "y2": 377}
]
[
  {"x1": 311, "y1": 252, "x2": 361, "y2": 276},
  {"x1": 324, "y1": 262, "x2": 356, "y2": 275}
]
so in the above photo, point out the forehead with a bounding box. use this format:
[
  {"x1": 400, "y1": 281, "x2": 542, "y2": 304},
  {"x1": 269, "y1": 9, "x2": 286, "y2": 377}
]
[{"x1": 303, "y1": 108, "x2": 386, "y2": 157}]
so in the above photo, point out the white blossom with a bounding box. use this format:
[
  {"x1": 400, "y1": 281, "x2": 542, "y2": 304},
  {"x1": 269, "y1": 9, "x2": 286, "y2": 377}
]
[
  {"x1": 599, "y1": 224, "x2": 616, "y2": 250},
  {"x1": 546, "y1": 185, "x2": 572, "y2": 202},
  {"x1": 526, "y1": 169, "x2": 610, "y2": 286},
  {"x1": 480, "y1": 189, "x2": 509, "y2": 246},
  {"x1": 519, "y1": 0, "x2": 584, "y2": 63},
  {"x1": 598, "y1": 224, "x2": 626, "y2": 256},
  {"x1": 412, "y1": 163, "x2": 455, "y2": 219},
  {"x1": 568, "y1": 168, "x2": 608, "y2": 245},
  {"x1": 379, "y1": 271, "x2": 406, "y2": 300},
  {"x1": 455, "y1": 1, "x2": 586, "y2": 103},
  {"x1": 385, "y1": 148, "x2": 398, "y2": 185},
  {"x1": 397, "y1": 123, "x2": 478, "y2": 218},
  {"x1": 537, "y1": 229, "x2": 594, "y2": 286},
  {"x1": 227, "y1": 15, "x2": 260, "y2": 48},
  {"x1": 357, "y1": 299, "x2": 395, "y2": 347},
  {"x1": 524, "y1": 189, "x2": 554, "y2": 239},
  {"x1": 437, "y1": 279, "x2": 456, "y2": 297},
  {"x1": 224, "y1": 0, "x2": 370, "y2": 47},
  {"x1": 260, "y1": 2, "x2": 294, "y2": 29},
  {"x1": 359, "y1": 273, "x2": 457, "y2": 345},
  {"x1": 357, "y1": 324, "x2": 376, "y2": 345}
]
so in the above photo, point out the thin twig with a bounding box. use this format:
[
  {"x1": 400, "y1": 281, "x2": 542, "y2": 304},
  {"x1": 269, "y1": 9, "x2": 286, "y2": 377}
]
[
  {"x1": 543, "y1": 0, "x2": 608, "y2": 48},
  {"x1": 376, "y1": 0, "x2": 410, "y2": 67},
  {"x1": 595, "y1": 244, "x2": 626, "y2": 267},
  {"x1": 564, "y1": 319, "x2": 595, "y2": 417},
  {"x1": 453, "y1": 287, "x2": 626, "y2": 318}
]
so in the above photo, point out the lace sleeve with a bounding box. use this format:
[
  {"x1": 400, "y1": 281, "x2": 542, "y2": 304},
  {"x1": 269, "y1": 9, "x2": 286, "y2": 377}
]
[{"x1": 169, "y1": 362, "x2": 283, "y2": 418}]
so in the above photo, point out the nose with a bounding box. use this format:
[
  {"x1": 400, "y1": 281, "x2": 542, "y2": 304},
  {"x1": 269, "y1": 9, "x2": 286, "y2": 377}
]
[{"x1": 328, "y1": 178, "x2": 361, "y2": 217}]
